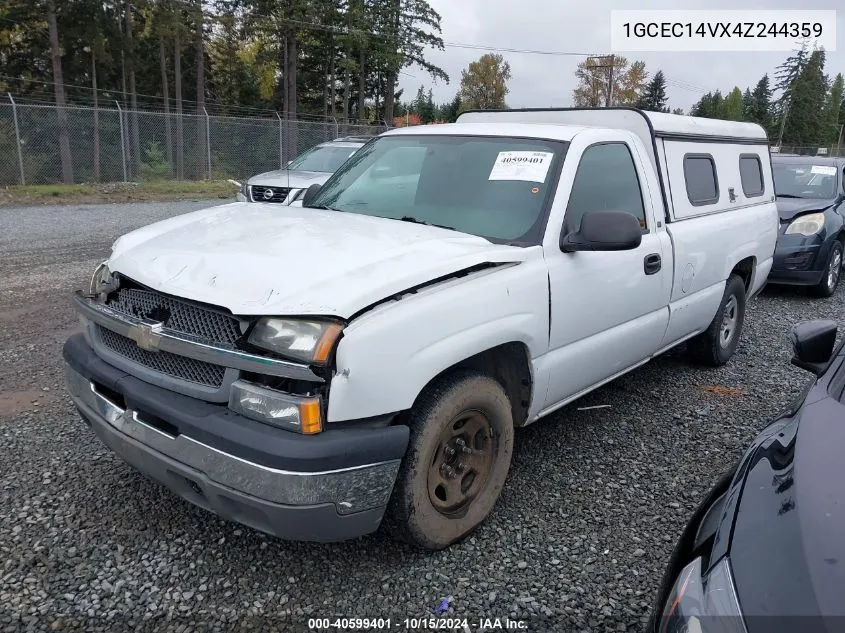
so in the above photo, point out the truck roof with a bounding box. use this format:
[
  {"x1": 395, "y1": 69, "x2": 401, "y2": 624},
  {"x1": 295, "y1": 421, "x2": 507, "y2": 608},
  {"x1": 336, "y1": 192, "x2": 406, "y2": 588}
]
[
  {"x1": 381, "y1": 122, "x2": 589, "y2": 143},
  {"x1": 453, "y1": 107, "x2": 769, "y2": 173}
]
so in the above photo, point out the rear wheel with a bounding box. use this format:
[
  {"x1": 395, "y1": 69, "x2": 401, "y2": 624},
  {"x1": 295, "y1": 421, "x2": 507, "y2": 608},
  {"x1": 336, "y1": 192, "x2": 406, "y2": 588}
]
[
  {"x1": 687, "y1": 274, "x2": 746, "y2": 366},
  {"x1": 385, "y1": 371, "x2": 514, "y2": 550},
  {"x1": 811, "y1": 241, "x2": 842, "y2": 298}
]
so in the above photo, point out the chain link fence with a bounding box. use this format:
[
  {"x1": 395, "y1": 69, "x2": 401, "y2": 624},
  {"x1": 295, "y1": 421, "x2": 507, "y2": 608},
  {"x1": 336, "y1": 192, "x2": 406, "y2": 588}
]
[
  {"x1": 771, "y1": 145, "x2": 845, "y2": 157},
  {"x1": 0, "y1": 99, "x2": 390, "y2": 186}
]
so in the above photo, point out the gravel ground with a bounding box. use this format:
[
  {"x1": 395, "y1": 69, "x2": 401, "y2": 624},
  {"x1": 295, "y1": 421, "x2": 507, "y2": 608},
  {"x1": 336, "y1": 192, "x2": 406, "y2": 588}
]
[{"x1": 0, "y1": 201, "x2": 841, "y2": 633}]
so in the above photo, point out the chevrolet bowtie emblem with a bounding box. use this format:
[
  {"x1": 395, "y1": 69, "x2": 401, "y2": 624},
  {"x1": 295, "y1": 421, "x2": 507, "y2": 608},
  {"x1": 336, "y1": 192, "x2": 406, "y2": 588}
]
[{"x1": 128, "y1": 321, "x2": 164, "y2": 352}]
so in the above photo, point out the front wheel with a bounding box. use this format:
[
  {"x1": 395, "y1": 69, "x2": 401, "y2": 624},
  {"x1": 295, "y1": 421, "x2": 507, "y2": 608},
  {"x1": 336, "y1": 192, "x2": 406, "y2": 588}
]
[
  {"x1": 811, "y1": 241, "x2": 843, "y2": 298},
  {"x1": 687, "y1": 274, "x2": 747, "y2": 366},
  {"x1": 385, "y1": 371, "x2": 514, "y2": 550}
]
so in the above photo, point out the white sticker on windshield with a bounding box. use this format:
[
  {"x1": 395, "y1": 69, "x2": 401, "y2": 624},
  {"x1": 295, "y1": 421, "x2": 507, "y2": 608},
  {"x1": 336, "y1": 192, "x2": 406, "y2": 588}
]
[
  {"x1": 488, "y1": 151, "x2": 554, "y2": 182},
  {"x1": 811, "y1": 165, "x2": 837, "y2": 175}
]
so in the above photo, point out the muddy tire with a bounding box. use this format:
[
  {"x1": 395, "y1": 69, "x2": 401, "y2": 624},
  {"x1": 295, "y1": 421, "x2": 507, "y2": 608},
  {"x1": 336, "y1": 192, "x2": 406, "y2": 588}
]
[
  {"x1": 811, "y1": 241, "x2": 842, "y2": 298},
  {"x1": 687, "y1": 274, "x2": 746, "y2": 366},
  {"x1": 385, "y1": 371, "x2": 514, "y2": 550}
]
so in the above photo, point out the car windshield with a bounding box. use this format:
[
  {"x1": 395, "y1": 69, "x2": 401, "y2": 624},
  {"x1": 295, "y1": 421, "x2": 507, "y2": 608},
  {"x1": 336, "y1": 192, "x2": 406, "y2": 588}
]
[
  {"x1": 307, "y1": 134, "x2": 568, "y2": 243},
  {"x1": 773, "y1": 163, "x2": 839, "y2": 199},
  {"x1": 288, "y1": 145, "x2": 360, "y2": 173}
]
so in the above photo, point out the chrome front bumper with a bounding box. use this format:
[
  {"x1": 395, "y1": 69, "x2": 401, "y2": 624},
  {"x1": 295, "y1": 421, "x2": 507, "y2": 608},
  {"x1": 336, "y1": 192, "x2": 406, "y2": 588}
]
[{"x1": 65, "y1": 362, "x2": 402, "y2": 540}]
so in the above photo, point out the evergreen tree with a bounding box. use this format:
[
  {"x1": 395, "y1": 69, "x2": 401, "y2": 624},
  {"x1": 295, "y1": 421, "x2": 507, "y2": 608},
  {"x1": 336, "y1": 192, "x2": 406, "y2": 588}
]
[
  {"x1": 413, "y1": 85, "x2": 435, "y2": 123},
  {"x1": 824, "y1": 73, "x2": 844, "y2": 145},
  {"x1": 741, "y1": 88, "x2": 753, "y2": 121},
  {"x1": 773, "y1": 42, "x2": 810, "y2": 126},
  {"x1": 747, "y1": 75, "x2": 773, "y2": 135},
  {"x1": 439, "y1": 92, "x2": 462, "y2": 122},
  {"x1": 782, "y1": 49, "x2": 828, "y2": 146},
  {"x1": 635, "y1": 70, "x2": 668, "y2": 112},
  {"x1": 691, "y1": 91, "x2": 726, "y2": 119},
  {"x1": 724, "y1": 87, "x2": 743, "y2": 121}
]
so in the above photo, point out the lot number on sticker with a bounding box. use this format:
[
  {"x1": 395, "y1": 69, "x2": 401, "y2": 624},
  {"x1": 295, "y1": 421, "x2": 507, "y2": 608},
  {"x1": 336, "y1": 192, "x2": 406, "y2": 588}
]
[
  {"x1": 811, "y1": 165, "x2": 837, "y2": 176},
  {"x1": 489, "y1": 151, "x2": 554, "y2": 183}
]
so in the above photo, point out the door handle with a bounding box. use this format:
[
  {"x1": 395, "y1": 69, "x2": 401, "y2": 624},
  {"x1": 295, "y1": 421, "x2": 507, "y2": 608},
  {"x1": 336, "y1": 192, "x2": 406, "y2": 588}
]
[{"x1": 644, "y1": 253, "x2": 662, "y2": 275}]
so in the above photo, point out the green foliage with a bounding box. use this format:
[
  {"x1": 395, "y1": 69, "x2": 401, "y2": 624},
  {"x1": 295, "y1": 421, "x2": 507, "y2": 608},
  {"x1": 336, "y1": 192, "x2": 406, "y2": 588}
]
[
  {"x1": 460, "y1": 53, "x2": 511, "y2": 111},
  {"x1": 723, "y1": 87, "x2": 744, "y2": 121},
  {"x1": 824, "y1": 74, "x2": 844, "y2": 145},
  {"x1": 635, "y1": 70, "x2": 668, "y2": 113},
  {"x1": 747, "y1": 75, "x2": 773, "y2": 135},
  {"x1": 140, "y1": 141, "x2": 170, "y2": 180},
  {"x1": 414, "y1": 85, "x2": 436, "y2": 123},
  {"x1": 689, "y1": 47, "x2": 842, "y2": 148},
  {"x1": 439, "y1": 93, "x2": 462, "y2": 122},
  {"x1": 691, "y1": 91, "x2": 725, "y2": 118},
  {"x1": 0, "y1": 0, "x2": 446, "y2": 124},
  {"x1": 781, "y1": 50, "x2": 828, "y2": 146}
]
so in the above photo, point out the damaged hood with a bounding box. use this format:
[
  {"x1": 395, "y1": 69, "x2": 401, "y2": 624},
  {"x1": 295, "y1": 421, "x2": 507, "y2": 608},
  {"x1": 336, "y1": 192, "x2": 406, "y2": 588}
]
[
  {"x1": 108, "y1": 202, "x2": 527, "y2": 317},
  {"x1": 776, "y1": 196, "x2": 836, "y2": 221}
]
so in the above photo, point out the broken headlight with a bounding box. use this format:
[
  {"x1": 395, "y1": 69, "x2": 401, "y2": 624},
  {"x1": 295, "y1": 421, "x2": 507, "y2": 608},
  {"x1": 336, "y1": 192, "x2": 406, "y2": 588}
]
[
  {"x1": 248, "y1": 318, "x2": 343, "y2": 364},
  {"x1": 658, "y1": 557, "x2": 747, "y2": 633},
  {"x1": 89, "y1": 262, "x2": 119, "y2": 297}
]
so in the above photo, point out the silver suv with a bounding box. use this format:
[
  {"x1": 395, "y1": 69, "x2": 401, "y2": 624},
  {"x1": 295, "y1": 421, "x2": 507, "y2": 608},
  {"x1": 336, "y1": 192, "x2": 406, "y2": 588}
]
[{"x1": 237, "y1": 137, "x2": 369, "y2": 204}]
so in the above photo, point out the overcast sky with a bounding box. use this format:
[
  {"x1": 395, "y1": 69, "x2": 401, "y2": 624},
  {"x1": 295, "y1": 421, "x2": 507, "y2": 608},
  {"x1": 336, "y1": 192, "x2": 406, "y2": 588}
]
[{"x1": 396, "y1": 0, "x2": 843, "y2": 113}]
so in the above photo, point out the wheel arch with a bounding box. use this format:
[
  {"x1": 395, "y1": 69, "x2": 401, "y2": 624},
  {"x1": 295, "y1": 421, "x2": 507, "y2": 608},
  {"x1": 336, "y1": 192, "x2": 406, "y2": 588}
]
[
  {"x1": 730, "y1": 255, "x2": 756, "y2": 294},
  {"x1": 406, "y1": 342, "x2": 534, "y2": 428}
]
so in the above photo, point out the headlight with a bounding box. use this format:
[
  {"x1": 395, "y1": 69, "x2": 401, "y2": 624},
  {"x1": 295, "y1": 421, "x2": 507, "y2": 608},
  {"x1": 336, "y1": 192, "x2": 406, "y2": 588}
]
[
  {"x1": 659, "y1": 557, "x2": 746, "y2": 633},
  {"x1": 785, "y1": 212, "x2": 825, "y2": 236},
  {"x1": 248, "y1": 318, "x2": 343, "y2": 364},
  {"x1": 89, "y1": 262, "x2": 119, "y2": 296},
  {"x1": 229, "y1": 380, "x2": 322, "y2": 434},
  {"x1": 241, "y1": 183, "x2": 251, "y2": 201}
]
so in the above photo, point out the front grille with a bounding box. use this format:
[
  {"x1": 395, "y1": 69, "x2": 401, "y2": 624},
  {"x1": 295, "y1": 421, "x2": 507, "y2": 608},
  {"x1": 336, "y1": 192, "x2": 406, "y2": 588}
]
[
  {"x1": 98, "y1": 326, "x2": 226, "y2": 388},
  {"x1": 250, "y1": 185, "x2": 291, "y2": 203},
  {"x1": 108, "y1": 288, "x2": 241, "y2": 348}
]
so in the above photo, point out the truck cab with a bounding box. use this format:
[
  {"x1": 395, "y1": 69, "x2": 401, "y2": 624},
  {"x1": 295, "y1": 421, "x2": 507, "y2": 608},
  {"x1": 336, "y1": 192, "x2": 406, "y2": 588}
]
[{"x1": 64, "y1": 108, "x2": 777, "y2": 550}]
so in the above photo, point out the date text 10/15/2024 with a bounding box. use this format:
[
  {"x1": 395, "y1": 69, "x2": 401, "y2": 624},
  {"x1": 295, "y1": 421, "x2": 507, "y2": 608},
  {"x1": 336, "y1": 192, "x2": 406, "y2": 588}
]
[{"x1": 308, "y1": 617, "x2": 529, "y2": 631}]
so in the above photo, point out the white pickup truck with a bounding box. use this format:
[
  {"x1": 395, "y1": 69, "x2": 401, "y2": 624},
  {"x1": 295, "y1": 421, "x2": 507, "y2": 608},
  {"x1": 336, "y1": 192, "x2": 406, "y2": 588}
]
[{"x1": 64, "y1": 108, "x2": 777, "y2": 550}]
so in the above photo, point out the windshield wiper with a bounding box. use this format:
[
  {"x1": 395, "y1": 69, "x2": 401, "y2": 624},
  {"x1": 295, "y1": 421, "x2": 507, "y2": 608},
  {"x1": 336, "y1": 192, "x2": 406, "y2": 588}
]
[
  {"x1": 399, "y1": 216, "x2": 456, "y2": 231},
  {"x1": 307, "y1": 204, "x2": 344, "y2": 212},
  {"x1": 776, "y1": 194, "x2": 804, "y2": 199}
]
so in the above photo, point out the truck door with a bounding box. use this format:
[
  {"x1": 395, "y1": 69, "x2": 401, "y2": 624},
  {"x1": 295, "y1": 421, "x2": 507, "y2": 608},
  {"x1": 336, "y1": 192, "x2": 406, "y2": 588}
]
[{"x1": 542, "y1": 138, "x2": 672, "y2": 410}]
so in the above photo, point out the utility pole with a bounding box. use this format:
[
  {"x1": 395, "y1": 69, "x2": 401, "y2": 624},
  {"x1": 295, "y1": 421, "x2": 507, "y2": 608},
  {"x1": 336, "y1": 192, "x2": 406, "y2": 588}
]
[
  {"x1": 585, "y1": 55, "x2": 615, "y2": 107},
  {"x1": 606, "y1": 54, "x2": 616, "y2": 107}
]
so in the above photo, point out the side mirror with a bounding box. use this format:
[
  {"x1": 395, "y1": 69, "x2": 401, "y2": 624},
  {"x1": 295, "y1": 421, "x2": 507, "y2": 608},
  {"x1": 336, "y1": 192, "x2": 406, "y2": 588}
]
[
  {"x1": 790, "y1": 319, "x2": 837, "y2": 374},
  {"x1": 560, "y1": 209, "x2": 643, "y2": 253},
  {"x1": 302, "y1": 183, "x2": 322, "y2": 207}
]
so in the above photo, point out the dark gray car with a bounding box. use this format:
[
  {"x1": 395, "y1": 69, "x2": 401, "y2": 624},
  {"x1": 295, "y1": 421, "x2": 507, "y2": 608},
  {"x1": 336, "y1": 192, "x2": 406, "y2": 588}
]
[{"x1": 768, "y1": 156, "x2": 845, "y2": 297}]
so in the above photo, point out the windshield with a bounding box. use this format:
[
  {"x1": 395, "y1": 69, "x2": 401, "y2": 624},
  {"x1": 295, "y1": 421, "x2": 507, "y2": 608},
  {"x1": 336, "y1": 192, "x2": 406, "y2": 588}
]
[
  {"x1": 288, "y1": 145, "x2": 360, "y2": 173},
  {"x1": 307, "y1": 135, "x2": 567, "y2": 243},
  {"x1": 773, "y1": 163, "x2": 839, "y2": 199}
]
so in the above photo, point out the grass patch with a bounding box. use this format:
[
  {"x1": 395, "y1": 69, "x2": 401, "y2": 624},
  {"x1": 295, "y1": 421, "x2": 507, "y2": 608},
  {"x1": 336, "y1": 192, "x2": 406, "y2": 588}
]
[{"x1": 0, "y1": 180, "x2": 239, "y2": 207}]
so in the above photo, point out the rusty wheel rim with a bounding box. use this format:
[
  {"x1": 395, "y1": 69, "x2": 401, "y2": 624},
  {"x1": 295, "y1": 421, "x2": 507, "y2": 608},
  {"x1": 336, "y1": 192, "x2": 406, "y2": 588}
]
[{"x1": 427, "y1": 409, "x2": 495, "y2": 516}]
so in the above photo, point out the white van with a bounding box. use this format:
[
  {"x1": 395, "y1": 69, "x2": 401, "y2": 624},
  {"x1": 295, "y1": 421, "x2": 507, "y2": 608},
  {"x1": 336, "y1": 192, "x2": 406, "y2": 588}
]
[{"x1": 65, "y1": 108, "x2": 778, "y2": 549}]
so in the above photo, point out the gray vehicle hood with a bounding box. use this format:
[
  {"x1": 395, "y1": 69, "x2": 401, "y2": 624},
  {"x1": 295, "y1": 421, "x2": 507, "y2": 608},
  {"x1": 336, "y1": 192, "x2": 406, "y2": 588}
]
[{"x1": 247, "y1": 169, "x2": 330, "y2": 189}]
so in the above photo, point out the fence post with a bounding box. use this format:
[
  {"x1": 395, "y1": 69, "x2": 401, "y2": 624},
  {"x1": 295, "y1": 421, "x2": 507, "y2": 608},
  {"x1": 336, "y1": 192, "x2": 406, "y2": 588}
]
[
  {"x1": 276, "y1": 112, "x2": 283, "y2": 169},
  {"x1": 204, "y1": 107, "x2": 212, "y2": 180},
  {"x1": 7, "y1": 93, "x2": 25, "y2": 185},
  {"x1": 115, "y1": 101, "x2": 128, "y2": 182},
  {"x1": 332, "y1": 116, "x2": 339, "y2": 140}
]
